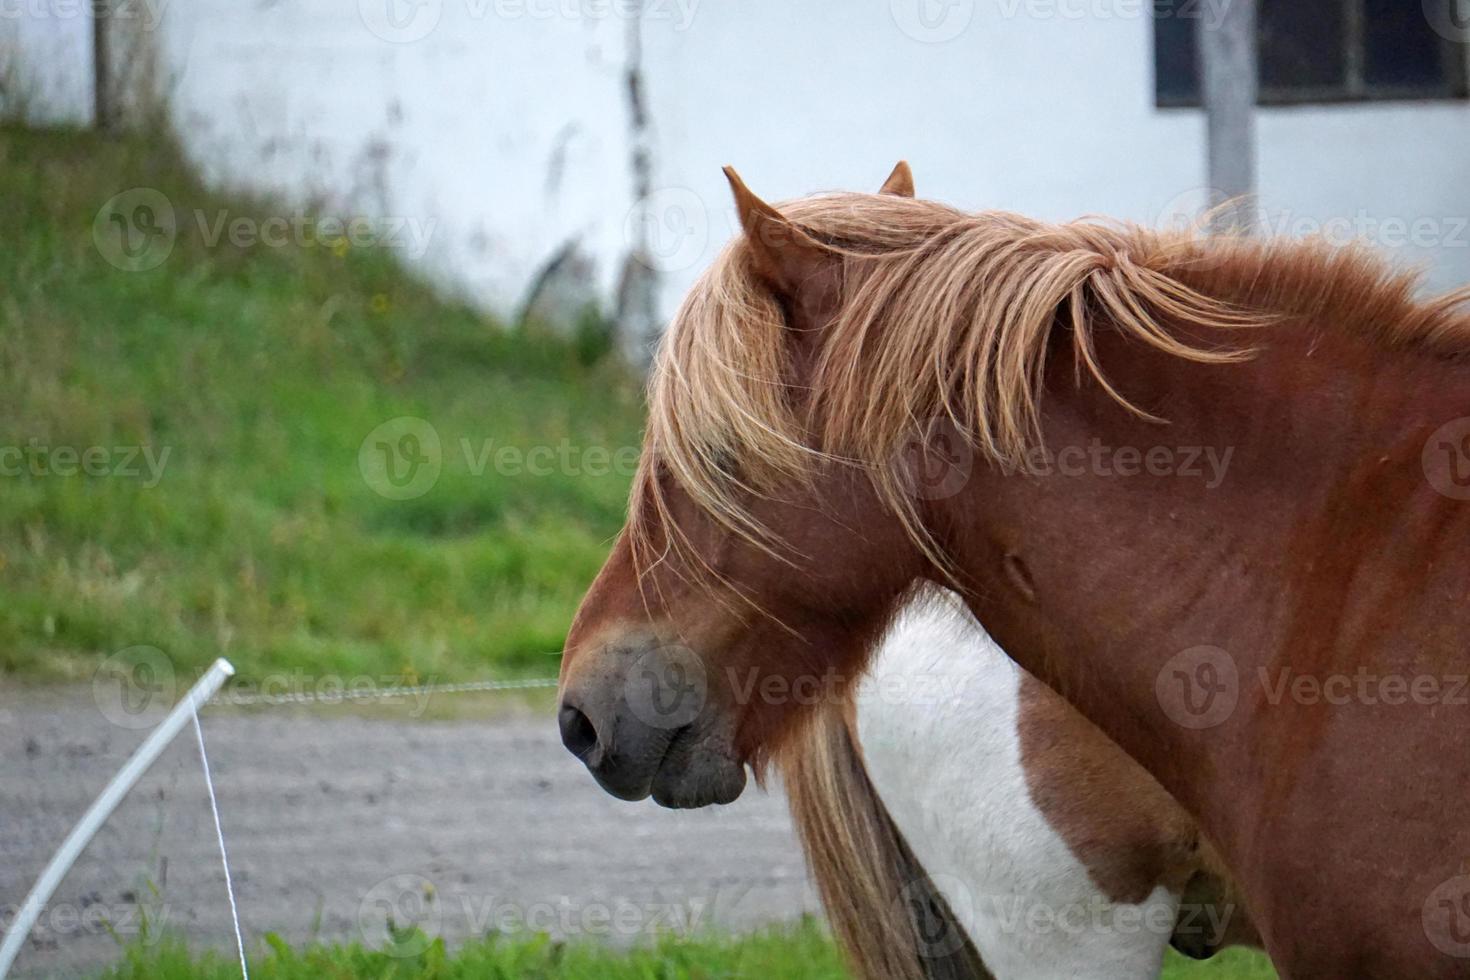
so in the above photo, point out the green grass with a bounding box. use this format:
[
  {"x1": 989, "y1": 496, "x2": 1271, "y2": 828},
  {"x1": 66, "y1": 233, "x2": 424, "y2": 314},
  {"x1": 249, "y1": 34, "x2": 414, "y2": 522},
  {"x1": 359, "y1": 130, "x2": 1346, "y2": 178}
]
[
  {"x1": 0, "y1": 125, "x2": 643, "y2": 685},
  {"x1": 97, "y1": 926, "x2": 848, "y2": 980},
  {"x1": 92, "y1": 924, "x2": 1276, "y2": 979},
  {"x1": 1166, "y1": 948, "x2": 1278, "y2": 979}
]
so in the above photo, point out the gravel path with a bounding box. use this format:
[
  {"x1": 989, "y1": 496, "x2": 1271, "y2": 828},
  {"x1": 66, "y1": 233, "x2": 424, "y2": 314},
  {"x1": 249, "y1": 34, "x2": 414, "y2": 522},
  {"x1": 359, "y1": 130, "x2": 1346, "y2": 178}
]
[{"x1": 0, "y1": 688, "x2": 818, "y2": 978}]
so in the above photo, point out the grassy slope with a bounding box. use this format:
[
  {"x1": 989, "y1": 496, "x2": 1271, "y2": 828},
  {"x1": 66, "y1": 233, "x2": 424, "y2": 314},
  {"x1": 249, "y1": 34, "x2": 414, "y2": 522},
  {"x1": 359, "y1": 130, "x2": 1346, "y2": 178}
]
[
  {"x1": 94, "y1": 925, "x2": 1277, "y2": 979},
  {"x1": 0, "y1": 125, "x2": 642, "y2": 684}
]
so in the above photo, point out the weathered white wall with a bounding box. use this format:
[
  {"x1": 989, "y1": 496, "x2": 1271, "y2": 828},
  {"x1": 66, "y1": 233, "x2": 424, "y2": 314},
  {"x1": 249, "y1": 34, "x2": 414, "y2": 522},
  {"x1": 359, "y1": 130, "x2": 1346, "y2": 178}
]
[
  {"x1": 0, "y1": 2, "x2": 94, "y2": 123},
  {"x1": 157, "y1": 0, "x2": 636, "y2": 313},
  {"x1": 9, "y1": 0, "x2": 1470, "y2": 328}
]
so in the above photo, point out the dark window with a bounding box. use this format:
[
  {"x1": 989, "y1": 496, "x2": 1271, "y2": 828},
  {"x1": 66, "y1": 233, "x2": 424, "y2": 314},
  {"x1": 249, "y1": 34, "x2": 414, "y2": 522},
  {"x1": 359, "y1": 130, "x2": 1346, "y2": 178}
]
[{"x1": 1154, "y1": 0, "x2": 1469, "y2": 106}]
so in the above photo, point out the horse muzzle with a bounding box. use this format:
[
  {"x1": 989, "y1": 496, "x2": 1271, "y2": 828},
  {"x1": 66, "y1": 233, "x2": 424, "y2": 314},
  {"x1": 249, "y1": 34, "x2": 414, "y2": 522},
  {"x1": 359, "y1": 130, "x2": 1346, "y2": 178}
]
[{"x1": 558, "y1": 636, "x2": 747, "y2": 809}]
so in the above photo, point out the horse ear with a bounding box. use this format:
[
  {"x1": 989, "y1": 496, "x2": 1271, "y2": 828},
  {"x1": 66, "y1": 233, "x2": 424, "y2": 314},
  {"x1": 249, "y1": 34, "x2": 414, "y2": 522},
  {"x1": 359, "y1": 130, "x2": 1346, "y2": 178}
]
[
  {"x1": 879, "y1": 161, "x2": 914, "y2": 198},
  {"x1": 723, "y1": 166, "x2": 833, "y2": 298}
]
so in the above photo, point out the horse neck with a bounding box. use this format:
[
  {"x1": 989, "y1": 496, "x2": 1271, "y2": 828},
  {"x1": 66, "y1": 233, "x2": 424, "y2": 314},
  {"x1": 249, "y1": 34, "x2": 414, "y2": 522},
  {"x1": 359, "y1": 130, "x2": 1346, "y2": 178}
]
[{"x1": 931, "y1": 316, "x2": 1470, "y2": 831}]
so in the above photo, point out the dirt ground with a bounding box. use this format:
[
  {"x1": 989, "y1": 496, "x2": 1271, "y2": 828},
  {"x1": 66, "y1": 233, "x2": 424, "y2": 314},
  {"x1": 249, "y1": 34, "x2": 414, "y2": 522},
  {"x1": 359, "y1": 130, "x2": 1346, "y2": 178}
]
[{"x1": 0, "y1": 687, "x2": 819, "y2": 977}]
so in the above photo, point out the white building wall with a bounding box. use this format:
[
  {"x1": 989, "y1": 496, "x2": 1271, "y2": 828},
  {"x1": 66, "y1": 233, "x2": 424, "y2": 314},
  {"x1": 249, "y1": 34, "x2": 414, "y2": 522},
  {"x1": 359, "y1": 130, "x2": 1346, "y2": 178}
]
[
  {"x1": 0, "y1": 3, "x2": 94, "y2": 124},
  {"x1": 7, "y1": 0, "x2": 1470, "y2": 320}
]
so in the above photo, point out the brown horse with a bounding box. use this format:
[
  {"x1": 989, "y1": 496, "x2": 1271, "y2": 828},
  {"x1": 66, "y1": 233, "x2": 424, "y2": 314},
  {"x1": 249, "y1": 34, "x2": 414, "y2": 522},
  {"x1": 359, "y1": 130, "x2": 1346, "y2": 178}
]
[
  {"x1": 557, "y1": 162, "x2": 1470, "y2": 977},
  {"x1": 781, "y1": 582, "x2": 1256, "y2": 980}
]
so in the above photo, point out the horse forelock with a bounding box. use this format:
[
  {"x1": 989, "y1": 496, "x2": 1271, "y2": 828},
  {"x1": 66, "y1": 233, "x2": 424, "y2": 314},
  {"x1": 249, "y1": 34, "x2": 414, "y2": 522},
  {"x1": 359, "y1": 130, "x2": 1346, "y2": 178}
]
[{"x1": 632, "y1": 190, "x2": 1470, "y2": 575}]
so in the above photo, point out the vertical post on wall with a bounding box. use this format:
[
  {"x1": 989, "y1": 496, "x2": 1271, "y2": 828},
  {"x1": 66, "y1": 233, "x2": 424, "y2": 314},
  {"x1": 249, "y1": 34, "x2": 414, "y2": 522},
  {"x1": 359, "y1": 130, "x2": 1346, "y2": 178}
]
[
  {"x1": 616, "y1": 0, "x2": 661, "y2": 372},
  {"x1": 92, "y1": 0, "x2": 112, "y2": 131},
  {"x1": 1197, "y1": 0, "x2": 1257, "y2": 232}
]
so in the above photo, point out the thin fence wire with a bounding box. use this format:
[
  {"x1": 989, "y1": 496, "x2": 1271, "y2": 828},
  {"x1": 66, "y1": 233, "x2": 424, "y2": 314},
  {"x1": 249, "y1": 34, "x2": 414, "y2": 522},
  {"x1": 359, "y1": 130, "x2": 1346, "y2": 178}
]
[
  {"x1": 206, "y1": 675, "x2": 561, "y2": 708},
  {"x1": 191, "y1": 709, "x2": 250, "y2": 980}
]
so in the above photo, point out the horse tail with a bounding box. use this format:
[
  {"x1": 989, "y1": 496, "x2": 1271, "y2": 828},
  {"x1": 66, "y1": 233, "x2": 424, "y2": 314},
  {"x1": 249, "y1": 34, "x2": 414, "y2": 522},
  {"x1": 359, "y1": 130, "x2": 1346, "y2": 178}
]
[{"x1": 779, "y1": 701, "x2": 992, "y2": 980}]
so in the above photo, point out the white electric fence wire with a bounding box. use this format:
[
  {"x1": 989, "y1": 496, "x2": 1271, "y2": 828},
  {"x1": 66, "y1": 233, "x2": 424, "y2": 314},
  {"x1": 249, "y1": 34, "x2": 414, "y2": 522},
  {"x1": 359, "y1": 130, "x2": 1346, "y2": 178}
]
[
  {"x1": 207, "y1": 675, "x2": 559, "y2": 708},
  {"x1": 0, "y1": 659, "x2": 237, "y2": 980},
  {"x1": 191, "y1": 710, "x2": 250, "y2": 980},
  {"x1": 0, "y1": 660, "x2": 559, "y2": 980}
]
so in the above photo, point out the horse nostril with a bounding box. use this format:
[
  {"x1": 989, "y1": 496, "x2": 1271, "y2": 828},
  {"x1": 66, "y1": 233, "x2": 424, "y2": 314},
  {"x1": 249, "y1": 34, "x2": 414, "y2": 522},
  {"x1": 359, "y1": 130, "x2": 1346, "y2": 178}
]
[{"x1": 559, "y1": 702, "x2": 600, "y2": 760}]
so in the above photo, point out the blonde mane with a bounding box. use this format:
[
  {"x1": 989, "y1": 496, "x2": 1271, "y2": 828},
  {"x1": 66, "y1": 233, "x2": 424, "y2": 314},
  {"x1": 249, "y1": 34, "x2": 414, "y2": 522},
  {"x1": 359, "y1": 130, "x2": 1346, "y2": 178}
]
[{"x1": 631, "y1": 191, "x2": 1470, "y2": 574}]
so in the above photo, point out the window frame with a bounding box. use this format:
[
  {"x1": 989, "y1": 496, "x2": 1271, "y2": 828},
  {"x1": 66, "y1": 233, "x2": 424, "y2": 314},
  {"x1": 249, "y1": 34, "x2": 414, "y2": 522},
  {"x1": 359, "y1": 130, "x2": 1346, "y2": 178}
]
[{"x1": 1153, "y1": 0, "x2": 1470, "y2": 109}]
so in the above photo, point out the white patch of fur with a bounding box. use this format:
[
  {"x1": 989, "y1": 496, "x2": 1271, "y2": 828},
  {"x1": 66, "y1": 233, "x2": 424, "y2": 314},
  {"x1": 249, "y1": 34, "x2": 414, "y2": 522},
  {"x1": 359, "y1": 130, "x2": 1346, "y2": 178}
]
[{"x1": 853, "y1": 591, "x2": 1181, "y2": 980}]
